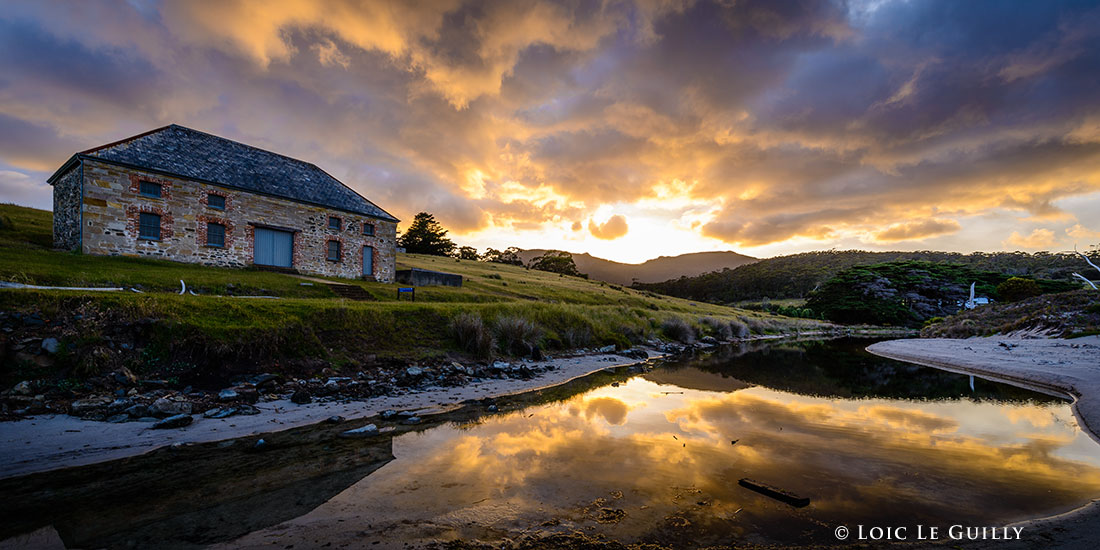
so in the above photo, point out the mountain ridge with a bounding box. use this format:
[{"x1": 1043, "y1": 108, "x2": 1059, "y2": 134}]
[{"x1": 517, "y1": 249, "x2": 757, "y2": 285}]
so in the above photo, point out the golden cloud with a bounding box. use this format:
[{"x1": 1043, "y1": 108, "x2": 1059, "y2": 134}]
[
  {"x1": 588, "y1": 215, "x2": 630, "y2": 240},
  {"x1": 1003, "y1": 228, "x2": 1059, "y2": 250},
  {"x1": 871, "y1": 218, "x2": 961, "y2": 243}
]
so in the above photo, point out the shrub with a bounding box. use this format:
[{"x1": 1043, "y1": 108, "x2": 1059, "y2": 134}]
[
  {"x1": 660, "y1": 318, "x2": 695, "y2": 343},
  {"x1": 745, "y1": 317, "x2": 775, "y2": 335},
  {"x1": 700, "y1": 316, "x2": 733, "y2": 340},
  {"x1": 559, "y1": 326, "x2": 592, "y2": 348},
  {"x1": 729, "y1": 318, "x2": 750, "y2": 338},
  {"x1": 997, "y1": 277, "x2": 1042, "y2": 302},
  {"x1": 452, "y1": 313, "x2": 494, "y2": 358},
  {"x1": 495, "y1": 315, "x2": 543, "y2": 356}
]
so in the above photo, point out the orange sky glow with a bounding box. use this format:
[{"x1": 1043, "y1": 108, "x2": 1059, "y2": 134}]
[{"x1": 1, "y1": 0, "x2": 1099, "y2": 263}]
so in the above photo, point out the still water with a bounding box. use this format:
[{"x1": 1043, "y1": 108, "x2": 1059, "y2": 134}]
[
  {"x1": 5, "y1": 339, "x2": 1100, "y2": 549},
  {"x1": 217, "y1": 339, "x2": 1100, "y2": 548}
]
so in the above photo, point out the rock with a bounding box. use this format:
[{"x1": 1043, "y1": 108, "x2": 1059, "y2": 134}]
[
  {"x1": 620, "y1": 349, "x2": 649, "y2": 360},
  {"x1": 598, "y1": 344, "x2": 616, "y2": 353},
  {"x1": 380, "y1": 409, "x2": 397, "y2": 419},
  {"x1": 325, "y1": 415, "x2": 345, "y2": 424},
  {"x1": 236, "y1": 404, "x2": 260, "y2": 415},
  {"x1": 253, "y1": 439, "x2": 267, "y2": 450},
  {"x1": 290, "y1": 389, "x2": 312, "y2": 404},
  {"x1": 700, "y1": 336, "x2": 719, "y2": 345},
  {"x1": 402, "y1": 416, "x2": 422, "y2": 425},
  {"x1": 40, "y1": 338, "x2": 61, "y2": 354},
  {"x1": 70, "y1": 396, "x2": 112, "y2": 415},
  {"x1": 492, "y1": 361, "x2": 510, "y2": 369},
  {"x1": 124, "y1": 404, "x2": 149, "y2": 418},
  {"x1": 107, "y1": 398, "x2": 133, "y2": 413},
  {"x1": 487, "y1": 405, "x2": 499, "y2": 413},
  {"x1": 151, "y1": 414, "x2": 193, "y2": 429},
  {"x1": 203, "y1": 407, "x2": 237, "y2": 419},
  {"x1": 106, "y1": 413, "x2": 130, "y2": 423},
  {"x1": 218, "y1": 389, "x2": 239, "y2": 401},
  {"x1": 12, "y1": 381, "x2": 32, "y2": 396},
  {"x1": 251, "y1": 373, "x2": 279, "y2": 387},
  {"x1": 339, "y1": 424, "x2": 380, "y2": 438},
  {"x1": 149, "y1": 398, "x2": 192, "y2": 417},
  {"x1": 406, "y1": 366, "x2": 423, "y2": 377}
]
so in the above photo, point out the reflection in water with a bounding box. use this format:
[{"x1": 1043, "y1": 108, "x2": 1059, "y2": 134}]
[{"x1": 218, "y1": 342, "x2": 1100, "y2": 549}]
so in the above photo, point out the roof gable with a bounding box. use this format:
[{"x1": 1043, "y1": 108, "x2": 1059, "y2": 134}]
[{"x1": 77, "y1": 124, "x2": 397, "y2": 222}]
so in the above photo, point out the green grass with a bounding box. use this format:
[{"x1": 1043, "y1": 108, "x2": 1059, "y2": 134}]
[{"x1": 0, "y1": 203, "x2": 829, "y2": 382}]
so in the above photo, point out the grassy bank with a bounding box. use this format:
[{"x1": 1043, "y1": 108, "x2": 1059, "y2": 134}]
[{"x1": 0, "y1": 204, "x2": 828, "y2": 386}]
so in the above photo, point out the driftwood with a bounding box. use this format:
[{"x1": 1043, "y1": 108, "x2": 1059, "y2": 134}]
[
  {"x1": 1074, "y1": 245, "x2": 1100, "y2": 290},
  {"x1": 738, "y1": 478, "x2": 810, "y2": 507}
]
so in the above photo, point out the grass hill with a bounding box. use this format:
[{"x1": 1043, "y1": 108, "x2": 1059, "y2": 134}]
[
  {"x1": 634, "y1": 249, "x2": 1098, "y2": 304},
  {"x1": 517, "y1": 249, "x2": 756, "y2": 285},
  {"x1": 0, "y1": 204, "x2": 822, "y2": 387}
]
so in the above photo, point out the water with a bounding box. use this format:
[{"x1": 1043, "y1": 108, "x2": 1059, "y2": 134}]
[{"x1": 5, "y1": 339, "x2": 1100, "y2": 549}]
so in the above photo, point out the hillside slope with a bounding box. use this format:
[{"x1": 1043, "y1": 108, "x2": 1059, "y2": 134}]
[
  {"x1": 0, "y1": 204, "x2": 824, "y2": 389},
  {"x1": 634, "y1": 249, "x2": 1098, "y2": 304},
  {"x1": 517, "y1": 249, "x2": 756, "y2": 285}
]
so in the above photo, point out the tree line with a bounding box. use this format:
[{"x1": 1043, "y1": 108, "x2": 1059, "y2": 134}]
[
  {"x1": 632, "y1": 249, "x2": 1099, "y2": 304},
  {"x1": 397, "y1": 212, "x2": 586, "y2": 277}
]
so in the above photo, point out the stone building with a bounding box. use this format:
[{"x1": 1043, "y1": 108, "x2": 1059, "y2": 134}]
[{"x1": 48, "y1": 124, "x2": 399, "y2": 282}]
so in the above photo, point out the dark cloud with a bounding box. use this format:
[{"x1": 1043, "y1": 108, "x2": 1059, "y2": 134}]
[{"x1": 0, "y1": 0, "x2": 1098, "y2": 253}]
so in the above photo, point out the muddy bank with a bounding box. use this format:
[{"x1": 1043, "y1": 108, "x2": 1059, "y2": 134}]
[
  {"x1": 0, "y1": 361, "x2": 650, "y2": 549},
  {"x1": 0, "y1": 348, "x2": 665, "y2": 479},
  {"x1": 867, "y1": 336, "x2": 1100, "y2": 550},
  {"x1": 866, "y1": 336, "x2": 1100, "y2": 441}
]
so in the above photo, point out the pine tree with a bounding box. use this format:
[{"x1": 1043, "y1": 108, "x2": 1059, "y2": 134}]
[{"x1": 398, "y1": 212, "x2": 456, "y2": 256}]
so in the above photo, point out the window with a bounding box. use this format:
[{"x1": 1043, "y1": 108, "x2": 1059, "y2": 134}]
[
  {"x1": 207, "y1": 194, "x2": 225, "y2": 210},
  {"x1": 206, "y1": 222, "x2": 225, "y2": 247},
  {"x1": 139, "y1": 181, "x2": 162, "y2": 198},
  {"x1": 327, "y1": 240, "x2": 341, "y2": 261},
  {"x1": 328, "y1": 216, "x2": 341, "y2": 230},
  {"x1": 138, "y1": 213, "x2": 160, "y2": 240},
  {"x1": 362, "y1": 223, "x2": 374, "y2": 236}
]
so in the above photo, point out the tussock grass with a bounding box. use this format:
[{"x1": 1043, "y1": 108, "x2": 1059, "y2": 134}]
[
  {"x1": 661, "y1": 318, "x2": 696, "y2": 343},
  {"x1": 451, "y1": 312, "x2": 494, "y2": 358}
]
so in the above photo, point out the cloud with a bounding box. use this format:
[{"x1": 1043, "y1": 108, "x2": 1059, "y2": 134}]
[
  {"x1": 588, "y1": 214, "x2": 629, "y2": 240},
  {"x1": 1066, "y1": 224, "x2": 1100, "y2": 243},
  {"x1": 1003, "y1": 228, "x2": 1059, "y2": 250},
  {"x1": 0, "y1": 170, "x2": 52, "y2": 210},
  {"x1": 1, "y1": 0, "x2": 1100, "y2": 257},
  {"x1": 871, "y1": 218, "x2": 961, "y2": 243}
]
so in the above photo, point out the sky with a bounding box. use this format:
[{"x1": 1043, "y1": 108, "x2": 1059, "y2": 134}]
[{"x1": 1, "y1": 0, "x2": 1099, "y2": 263}]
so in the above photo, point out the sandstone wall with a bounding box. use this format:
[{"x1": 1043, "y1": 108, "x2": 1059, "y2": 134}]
[
  {"x1": 77, "y1": 159, "x2": 397, "y2": 282},
  {"x1": 51, "y1": 164, "x2": 82, "y2": 251}
]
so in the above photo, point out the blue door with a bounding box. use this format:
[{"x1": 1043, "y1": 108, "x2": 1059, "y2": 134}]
[
  {"x1": 254, "y1": 228, "x2": 293, "y2": 267},
  {"x1": 362, "y1": 245, "x2": 373, "y2": 276}
]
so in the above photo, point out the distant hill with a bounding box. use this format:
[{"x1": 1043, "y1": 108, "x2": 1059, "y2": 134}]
[
  {"x1": 516, "y1": 249, "x2": 757, "y2": 285},
  {"x1": 633, "y1": 250, "x2": 1099, "y2": 304}
]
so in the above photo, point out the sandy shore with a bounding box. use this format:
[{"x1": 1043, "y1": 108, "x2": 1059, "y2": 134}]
[
  {"x1": 0, "y1": 350, "x2": 660, "y2": 479},
  {"x1": 867, "y1": 336, "x2": 1100, "y2": 550}
]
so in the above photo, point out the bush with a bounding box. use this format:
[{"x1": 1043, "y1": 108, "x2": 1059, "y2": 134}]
[
  {"x1": 559, "y1": 326, "x2": 592, "y2": 348},
  {"x1": 700, "y1": 316, "x2": 733, "y2": 340},
  {"x1": 997, "y1": 277, "x2": 1042, "y2": 302},
  {"x1": 452, "y1": 313, "x2": 494, "y2": 358},
  {"x1": 745, "y1": 317, "x2": 775, "y2": 335},
  {"x1": 729, "y1": 318, "x2": 750, "y2": 338},
  {"x1": 495, "y1": 315, "x2": 543, "y2": 356},
  {"x1": 660, "y1": 318, "x2": 695, "y2": 343}
]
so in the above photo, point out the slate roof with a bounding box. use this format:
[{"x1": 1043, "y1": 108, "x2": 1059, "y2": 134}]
[{"x1": 56, "y1": 124, "x2": 397, "y2": 222}]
